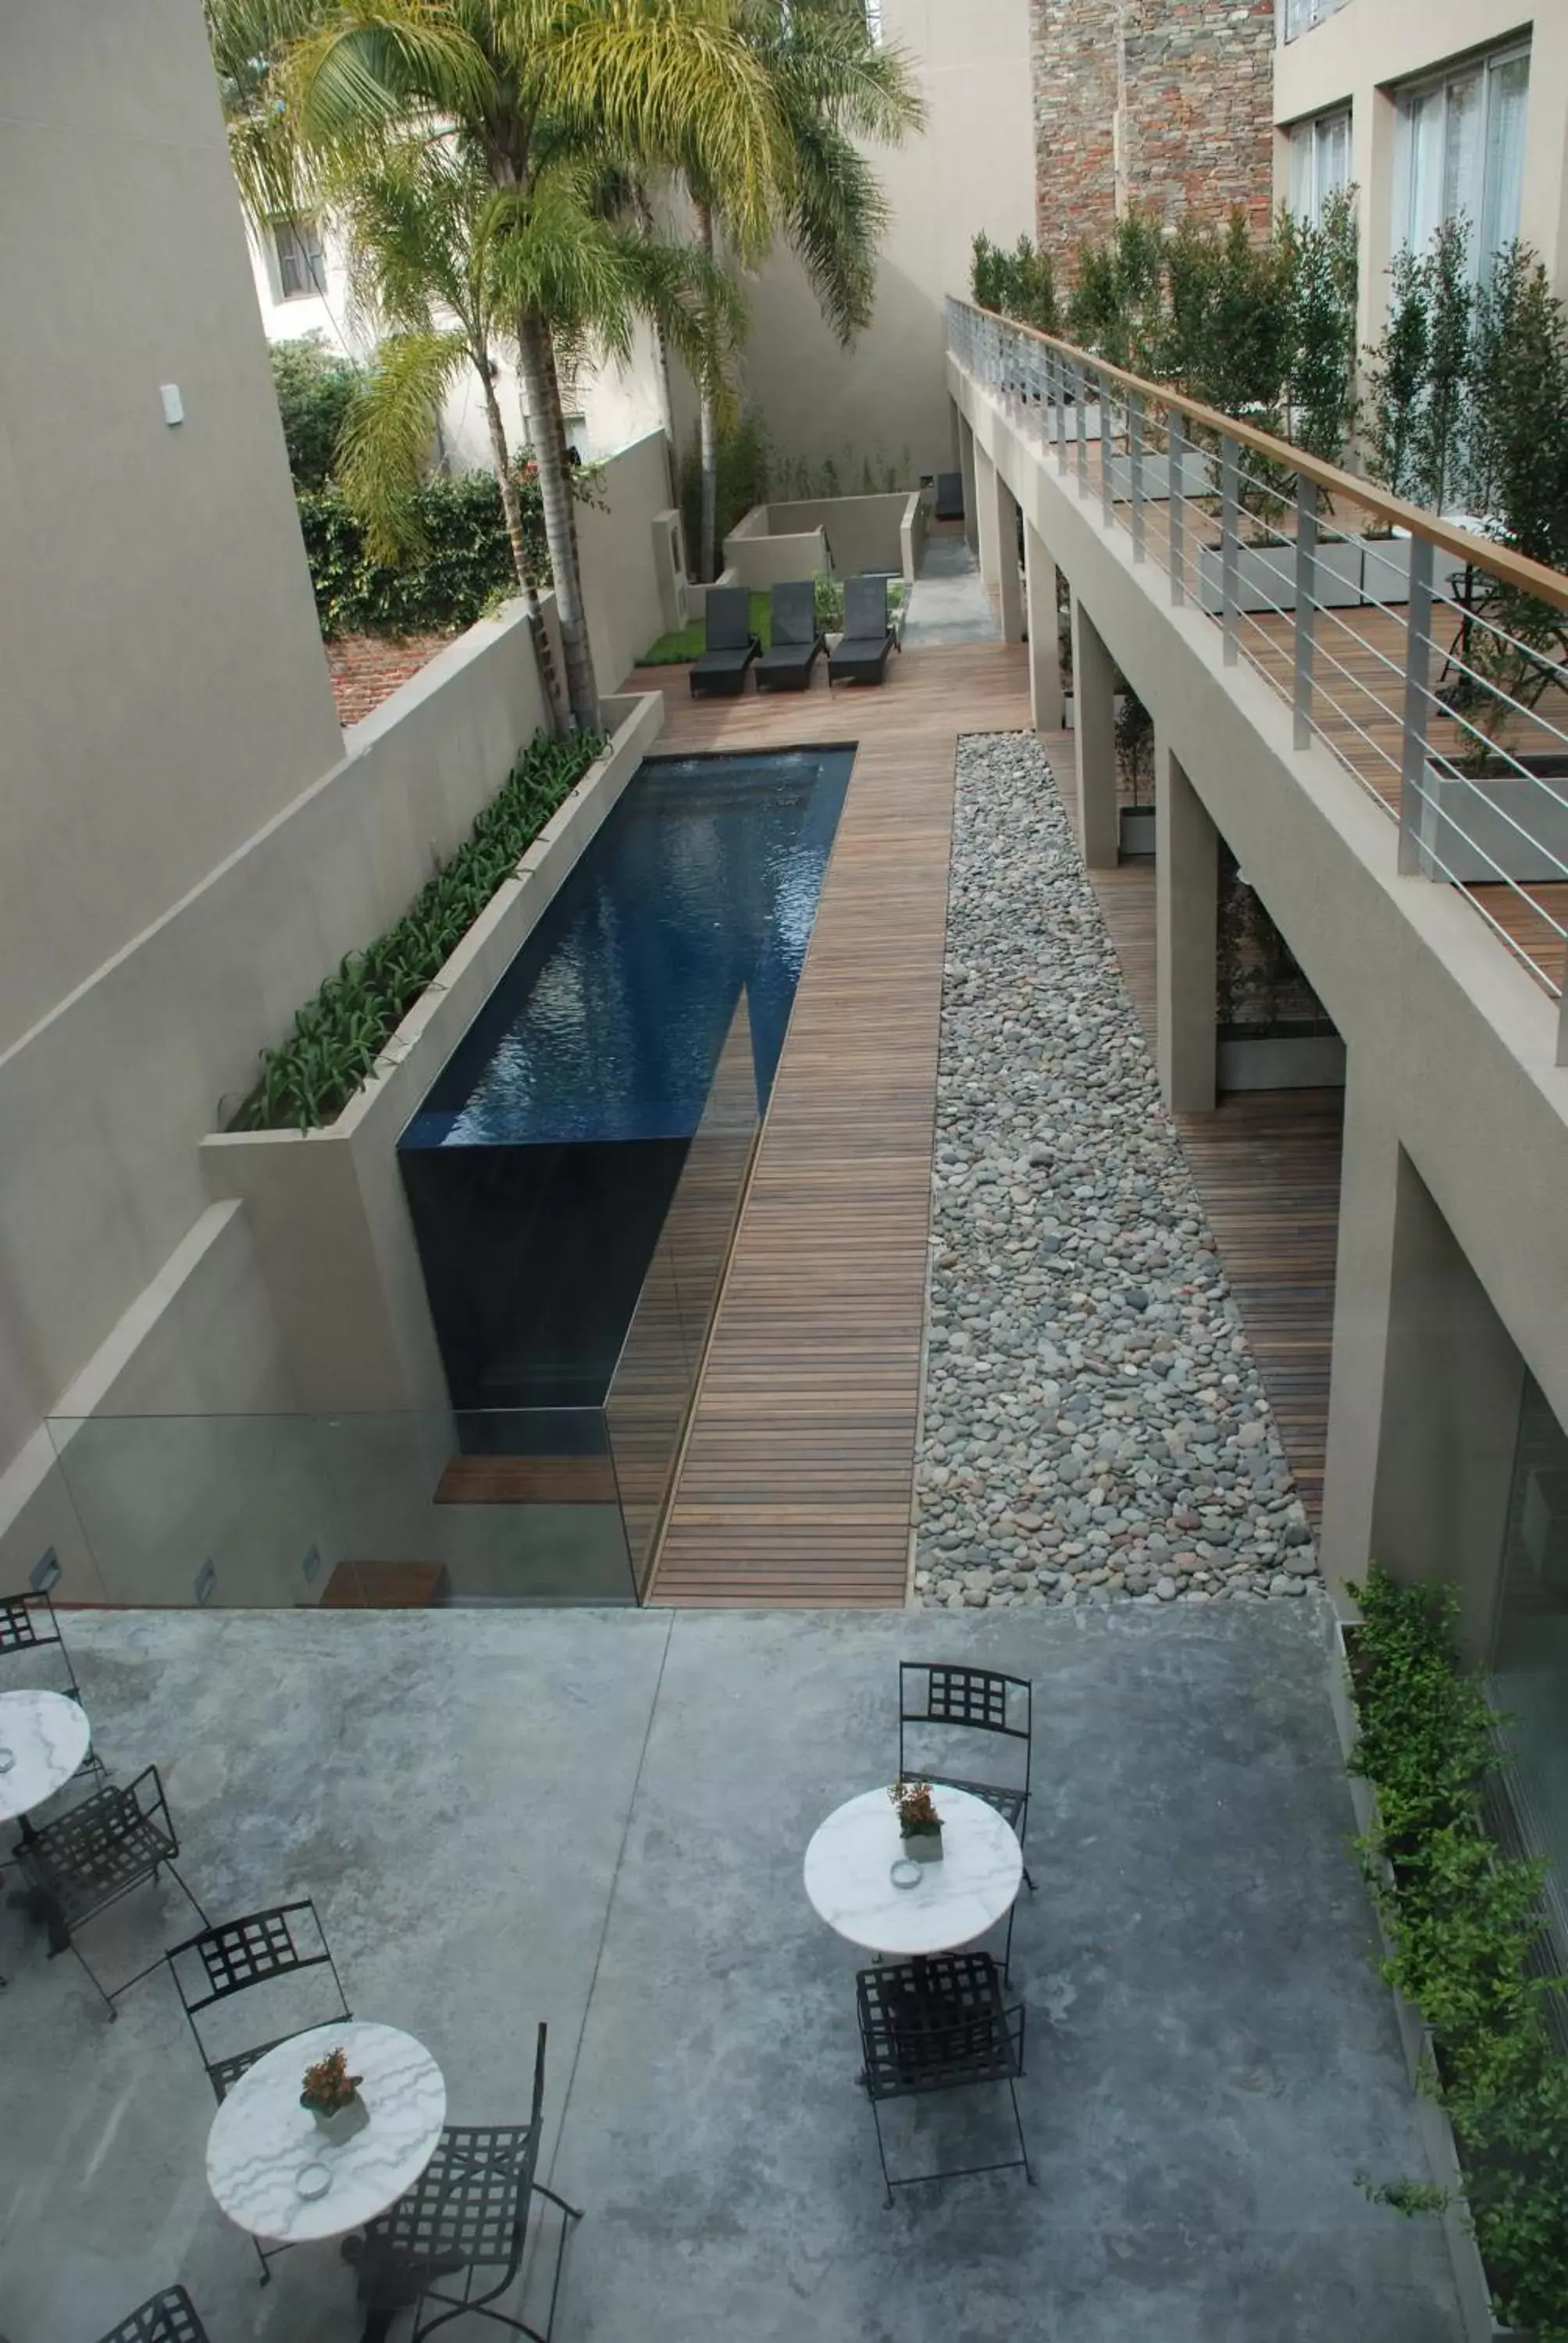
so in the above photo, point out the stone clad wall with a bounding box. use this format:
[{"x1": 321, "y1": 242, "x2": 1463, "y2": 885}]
[{"x1": 1032, "y1": 0, "x2": 1275, "y2": 275}]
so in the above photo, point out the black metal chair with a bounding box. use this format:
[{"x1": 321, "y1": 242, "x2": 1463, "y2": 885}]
[
  {"x1": 855, "y1": 1952, "x2": 1032, "y2": 2208},
  {"x1": 900, "y1": 1662, "x2": 1034, "y2": 1968},
  {"x1": 92, "y1": 2286, "x2": 211, "y2": 2343},
  {"x1": 16, "y1": 1763, "x2": 205, "y2": 2013},
  {"x1": 351, "y1": 2023, "x2": 582, "y2": 2343},
  {"x1": 168, "y1": 1898, "x2": 351, "y2": 2100},
  {"x1": 0, "y1": 1589, "x2": 104, "y2": 1783}
]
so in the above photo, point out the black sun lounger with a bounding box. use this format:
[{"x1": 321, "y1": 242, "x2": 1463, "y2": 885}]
[
  {"x1": 828, "y1": 575, "x2": 899, "y2": 686},
  {"x1": 690, "y1": 586, "x2": 761, "y2": 697},
  {"x1": 754, "y1": 580, "x2": 825, "y2": 691}
]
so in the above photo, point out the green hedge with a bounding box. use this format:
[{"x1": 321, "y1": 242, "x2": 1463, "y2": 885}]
[
  {"x1": 1349, "y1": 1564, "x2": 1568, "y2": 2338},
  {"x1": 297, "y1": 469, "x2": 551, "y2": 638},
  {"x1": 237, "y1": 729, "x2": 602, "y2": 1132},
  {"x1": 272, "y1": 336, "x2": 362, "y2": 493}
]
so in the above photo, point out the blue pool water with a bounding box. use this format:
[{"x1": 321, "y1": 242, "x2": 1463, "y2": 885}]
[
  {"x1": 398, "y1": 747, "x2": 853, "y2": 1414},
  {"x1": 402, "y1": 747, "x2": 853, "y2": 1150}
]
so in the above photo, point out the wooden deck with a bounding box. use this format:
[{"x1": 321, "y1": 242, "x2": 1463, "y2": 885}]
[
  {"x1": 1046, "y1": 730, "x2": 1342, "y2": 1524},
  {"x1": 642, "y1": 643, "x2": 1033, "y2": 1605}
]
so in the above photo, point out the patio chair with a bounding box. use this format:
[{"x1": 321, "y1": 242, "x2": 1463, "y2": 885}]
[
  {"x1": 16, "y1": 1763, "x2": 205, "y2": 2014},
  {"x1": 93, "y1": 2288, "x2": 212, "y2": 2343},
  {"x1": 827, "y1": 576, "x2": 898, "y2": 686},
  {"x1": 167, "y1": 1898, "x2": 352, "y2": 2103},
  {"x1": 900, "y1": 1663, "x2": 1035, "y2": 1967},
  {"x1": 855, "y1": 1952, "x2": 1032, "y2": 2207},
  {"x1": 0, "y1": 1588, "x2": 105, "y2": 1785},
  {"x1": 754, "y1": 580, "x2": 825, "y2": 692},
  {"x1": 351, "y1": 2022, "x2": 583, "y2": 2343},
  {"x1": 689, "y1": 587, "x2": 760, "y2": 697}
]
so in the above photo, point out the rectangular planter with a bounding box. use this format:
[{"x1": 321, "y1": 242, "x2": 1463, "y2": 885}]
[
  {"x1": 1197, "y1": 537, "x2": 1363, "y2": 615},
  {"x1": 1360, "y1": 535, "x2": 1413, "y2": 608},
  {"x1": 199, "y1": 693, "x2": 665, "y2": 1416},
  {"x1": 1415, "y1": 762, "x2": 1568, "y2": 885},
  {"x1": 1217, "y1": 1032, "x2": 1346, "y2": 1091},
  {"x1": 1102, "y1": 449, "x2": 1216, "y2": 503},
  {"x1": 1326, "y1": 1616, "x2": 1536, "y2": 2343},
  {"x1": 1119, "y1": 806, "x2": 1156, "y2": 855}
]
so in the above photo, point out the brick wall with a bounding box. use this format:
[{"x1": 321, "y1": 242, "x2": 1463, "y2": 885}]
[{"x1": 1032, "y1": 0, "x2": 1275, "y2": 277}]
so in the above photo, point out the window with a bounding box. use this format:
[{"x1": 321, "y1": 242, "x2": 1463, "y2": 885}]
[
  {"x1": 273, "y1": 216, "x2": 326, "y2": 302},
  {"x1": 1283, "y1": 0, "x2": 1349, "y2": 45},
  {"x1": 1288, "y1": 108, "x2": 1352, "y2": 226},
  {"x1": 1392, "y1": 44, "x2": 1531, "y2": 277}
]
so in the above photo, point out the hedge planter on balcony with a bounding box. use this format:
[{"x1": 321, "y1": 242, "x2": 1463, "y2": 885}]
[
  {"x1": 1415, "y1": 754, "x2": 1568, "y2": 884},
  {"x1": 1197, "y1": 536, "x2": 1363, "y2": 616}
]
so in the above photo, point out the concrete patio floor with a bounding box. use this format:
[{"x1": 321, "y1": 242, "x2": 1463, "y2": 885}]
[{"x1": 2, "y1": 1603, "x2": 1460, "y2": 2343}]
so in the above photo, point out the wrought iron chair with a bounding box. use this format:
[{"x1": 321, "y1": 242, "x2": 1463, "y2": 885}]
[
  {"x1": 899, "y1": 1662, "x2": 1035, "y2": 1965},
  {"x1": 16, "y1": 1763, "x2": 205, "y2": 2013},
  {"x1": 855, "y1": 1951, "x2": 1032, "y2": 2209},
  {"x1": 93, "y1": 2286, "x2": 211, "y2": 2343},
  {"x1": 0, "y1": 1589, "x2": 104, "y2": 1784},
  {"x1": 351, "y1": 2023, "x2": 583, "y2": 2343}
]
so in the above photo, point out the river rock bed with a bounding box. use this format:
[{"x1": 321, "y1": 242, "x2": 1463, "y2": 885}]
[{"x1": 915, "y1": 730, "x2": 1320, "y2": 1611}]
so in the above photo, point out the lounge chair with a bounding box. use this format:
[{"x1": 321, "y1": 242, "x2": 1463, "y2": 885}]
[
  {"x1": 690, "y1": 587, "x2": 760, "y2": 697},
  {"x1": 754, "y1": 581, "x2": 825, "y2": 691},
  {"x1": 828, "y1": 576, "x2": 899, "y2": 686}
]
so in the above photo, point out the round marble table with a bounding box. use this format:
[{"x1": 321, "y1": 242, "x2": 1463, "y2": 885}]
[
  {"x1": 803, "y1": 1785, "x2": 1023, "y2": 1958},
  {"x1": 206, "y1": 2020, "x2": 446, "y2": 2246},
  {"x1": 0, "y1": 1689, "x2": 91, "y2": 1826}
]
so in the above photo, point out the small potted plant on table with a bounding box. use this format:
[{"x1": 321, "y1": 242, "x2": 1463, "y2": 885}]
[
  {"x1": 301, "y1": 2045, "x2": 367, "y2": 2144},
  {"x1": 890, "y1": 1778, "x2": 944, "y2": 1863}
]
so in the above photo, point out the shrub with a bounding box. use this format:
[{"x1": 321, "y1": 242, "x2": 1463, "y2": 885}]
[
  {"x1": 296, "y1": 467, "x2": 551, "y2": 637},
  {"x1": 1349, "y1": 1564, "x2": 1568, "y2": 2338},
  {"x1": 270, "y1": 335, "x2": 362, "y2": 491},
  {"x1": 237, "y1": 729, "x2": 601, "y2": 1131},
  {"x1": 679, "y1": 408, "x2": 772, "y2": 568},
  {"x1": 971, "y1": 231, "x2": 1059, "y2": 337}
]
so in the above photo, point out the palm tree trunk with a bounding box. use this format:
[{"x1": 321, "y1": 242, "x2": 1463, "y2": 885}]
[
  {"x1": 516, "y1": 307, "x2": 600, "y2": 732},
  {"x1": 696, "y1": 199, "x2": 720, "y2": 583},
  {"x1": 633, "y1": 184, "x2": 680, "y2": 506},
  {"x1": 478, "y1": 364, "x2": 565, "y2": 734}
]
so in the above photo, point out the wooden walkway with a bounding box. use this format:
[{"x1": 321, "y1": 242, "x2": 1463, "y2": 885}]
[
  {"x1": 1046, "y1": 731, "x2": 1343, "y2": 1524},
  {"x1": 641, "y1": 644, "x2": 1033, "y2": 1605}
]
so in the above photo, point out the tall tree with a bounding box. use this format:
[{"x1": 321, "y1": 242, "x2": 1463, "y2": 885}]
[{"x1": 268, "y1": 0, "x2": 779, "y2": 731}]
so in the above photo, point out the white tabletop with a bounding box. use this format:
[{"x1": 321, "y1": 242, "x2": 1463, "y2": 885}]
[
  {"x1": 0, "y1": 1689, "x2": 90, "y2": 1824},
  {"x1": 803, "y1": 1785, "x2": 1023, "y2": 1958},
  {"x1": 206, "y1": 2020, "x2": 446, "y2": 2245}
]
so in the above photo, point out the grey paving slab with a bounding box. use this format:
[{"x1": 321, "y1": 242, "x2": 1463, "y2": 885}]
[
  {"x1": 903, "y1": 533, "x2": 1000, "y2": 646},
  {"x1": 0, "y1": 1603, "x2": 1459, "y2": 2343}
]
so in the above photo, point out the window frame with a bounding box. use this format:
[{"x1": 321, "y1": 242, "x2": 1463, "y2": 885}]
[
  {"x1": 1288, "y1": 105, "x2": 1352, "y2": 228},
  {"x1": 1389, "y1": 39, "x2": 1532, "y2": 280},
  {"x1": 271, "y1": 215, "x2": 326, "y2": 305}
]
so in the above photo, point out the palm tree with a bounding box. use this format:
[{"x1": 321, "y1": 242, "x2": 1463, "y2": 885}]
[
  {"x1": 275, "y1": 0, "x2": 780, "y2": 733},
  {"x1": 682, "y1": 1, "x2": 925, "y2": 579}
]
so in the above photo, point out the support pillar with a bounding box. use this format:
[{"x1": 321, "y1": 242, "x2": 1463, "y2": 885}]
[
  {"x1": 1070, "y1": 594, "x2": 1119, "y2": 872},
  {"x1": 976, "y1": 458, "x2": 1025, "y2": 644},
  {"x1": 1319, "y1": 1054, "x2": 1400, "y2": 1614},
  {"x1": 955, "y1": 408, "x2": 978, "y2": 555},
  {"x1": 1154, "y1": 736, "x2": 1217, "y2": 1111},
  {"x1": 1024, "y1": 521, "x2": 1063, "y2": 733},
  {"x1": 972, "y1": 438, "x2": 1001, "y2": 587}
]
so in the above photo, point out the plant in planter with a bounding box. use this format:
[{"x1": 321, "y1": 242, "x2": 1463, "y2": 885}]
[
  {"x1": 1114, "y1": 685, "x2": 1154, "y2": 810},
  {"x1": 301, "y1": 2045, "x2": 367, "y2": 2143},
  {"x1": 889, "y1": 1778, "x2": 944, "y2": 1863}
]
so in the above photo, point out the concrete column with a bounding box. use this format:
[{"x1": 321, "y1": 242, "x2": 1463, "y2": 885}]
[
  {"x1": 1319, "y1": 1054, "x2": 1401, "y2": 1611},
  {"x1": 956, "y1": 409, "x2": 978, "y2": 555},
  {"x1": 977, "y1": 460, "x2": 1025, "y2": 644},
  {"x1": 1154, "y1": 738, "x2": 1217, "y2": 1112},
  {"x1": 1024, "y1": 521, "x2": 1064, "y2": 733},
  {"x1": 972, "y1": 439, "x2": 1001, "y2": 587},
  {"x1": 1070, "y1": 594, "x2": 1118, "y2": 871}
]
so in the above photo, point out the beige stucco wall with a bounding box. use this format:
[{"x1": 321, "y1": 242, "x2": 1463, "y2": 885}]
[
  {"x1": 576, "y1": 430, "x2": 682, "y2": 686},
  {"x1": 0, "y1": 0, "x2": 344, "y2": 1055},
  {"x1": 951, "y1": 357, "x2": 1568, "y2": 1643},
  {"x1": 1273, "y1": 5, "x2": 1568, "y2": 353},
  {"x1": 739, "y1": 0, "x2": 1035, "y2": 481}
]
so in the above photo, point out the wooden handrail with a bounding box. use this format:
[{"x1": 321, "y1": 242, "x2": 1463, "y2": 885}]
[{"x1": 951, "y1": 298, "x2": 1568, "y2": 615}]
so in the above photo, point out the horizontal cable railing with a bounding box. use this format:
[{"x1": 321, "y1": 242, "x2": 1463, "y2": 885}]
[{"x1": 946, "y1": 296, "x2": 1568, "y2": 1062}]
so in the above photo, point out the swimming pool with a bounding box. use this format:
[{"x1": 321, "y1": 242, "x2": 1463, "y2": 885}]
[{"x1": 399, "y1": 747, "x2": 853, "y2": 1414}]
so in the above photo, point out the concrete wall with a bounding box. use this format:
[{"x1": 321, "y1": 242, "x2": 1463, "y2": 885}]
[
  {"x1": 765, "y1": 492, "x2": 916, "y2": 580},
  {"x1": 0, "y1": 0, "x2": 344, "y2": 1054},
  {"x1": 1274, "y1": 3, "x2": 1568, "y2": 353},
  {"x1": 739, "y1": 0, "x2": 1035, "y2": 481},
  {"x1": 951, "y1": 356, "x2": 1568, "y2": 1649},
  {"x1": 576, "y1": 430, "x2": 686, "y2": 686}
]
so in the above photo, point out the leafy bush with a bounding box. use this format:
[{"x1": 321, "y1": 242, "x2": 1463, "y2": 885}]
[
  {"x1": 237, "y1": 730, "x2": 601, "y2": 1131},
  {"x1": 971, "y1": 231, "x2": 1059, "y2": 336},
  {"x1": 679, "y1": 408, "x2": 772, "y2": 568},
  {"x1": 296, "y1": 467, "x2": 551, "y2": 637},
  {"x1": 1349, "y1": 1564, "x2": 1568, "y2": 2338},
  {"x1": 270, "y1": 335, "x2": 362, "y2": 492}
]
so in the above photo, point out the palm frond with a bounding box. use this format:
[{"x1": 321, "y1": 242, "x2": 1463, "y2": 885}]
[
  {"x1": 337, "y1": 325, "x2": 469, "y2": 560},
  {"x1": 286, "y1": 3, "x2": 492, "y2": 152},
  {"x1": 779, "y1": 111, "x2": 885, "y2": 343}
]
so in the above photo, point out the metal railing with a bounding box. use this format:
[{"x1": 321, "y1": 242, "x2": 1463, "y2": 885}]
[{"x1": 946, "y1": 297, "x2": 1568, "y2": 1064}]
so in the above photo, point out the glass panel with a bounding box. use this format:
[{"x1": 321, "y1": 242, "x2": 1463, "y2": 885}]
[
  {"x1": 1492, "y1": 1374, "x2": 1568, "y2": 1889},
  {"x1": 1441, "y1": 70, "x2": 1484, "y2": 239},
  {"x1": 1290, "y1": 122, "x2": 1313, "y2": 220},
  {"x1": 1481, "y1": 53, "x2": 1531, "y2": 262},
  {"x1": 1396, "y1": 85, "x2": 1446, "y2": 256},
  {"x1": 1320, "y1": 109, "x2": 1351, "y2": 203}
]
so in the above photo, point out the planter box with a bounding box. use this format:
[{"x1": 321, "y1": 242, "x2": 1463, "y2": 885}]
[
  {"x1": 1217, "y1": 1032, "x2": 1346, "y2": 1091},
  {"x1": 1360, "y1": 535, "x2": 1413, "y2": 608},
  {"x1": 1119, "y1": 806, "x2": 1156, "y2": 854},
  {"x1": 200, "y1": 694, "x2": 665, "y2": 1415},
  {"x1": 1103, "y1": 449, "x2": 1216, "y2": 503},
  {"x1": 1327, "y1": 1617, "x2": 1537, "y2": 2343},
  {"x1": 1415, "y1": 761, "x2": 1568, "y2": 885},
  {"x1": 1197, "y1": 537, "x2": 1363, "y2": 616}
]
